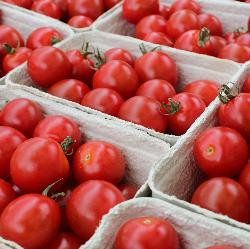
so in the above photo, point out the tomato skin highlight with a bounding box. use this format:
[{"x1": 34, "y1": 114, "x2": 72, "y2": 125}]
[
  {"x1": 210, "y1": 36, "x2": 227, "y2": 57},
  {"x1": 143, "y1": 32, "x2": 174, "y2": 47},
  {"x1": 169, "y1": 0, "x2": 201, "y2": 15},
  {"x1": 105, "y1": 48, "x2": 134, "y2": 66},
  {"x1": 198, "y1": 13, "x2": 223, "y2": 36},
  {"x1": 67, "y1": 15, "x2": 93, "y2": 28}
]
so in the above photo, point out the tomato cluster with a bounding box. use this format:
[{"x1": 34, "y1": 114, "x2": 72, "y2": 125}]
[
  {"x1": 122, "y1": 0, "x2": 250, "y2": 63},
  {"x1": 0, "y1": 97, "x2": 137, "y2": 249}
]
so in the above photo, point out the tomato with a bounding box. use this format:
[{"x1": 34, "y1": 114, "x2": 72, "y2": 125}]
[
  {"x1": 136, "y1": 79, "x2": 176, "y2": 103},
  {"x1": 68, "y1": 0, "x2": 104, "y2": 20},
  {"x1": 224, "y1": 31, "x2": 243, "y2": 44},
  {"x1": 81, "y1": 88, "x2": 124, "y2": 116},
  {"x1": 26, "y1": 27, "x2": 63, "y2": 50},
  {"x1": 92, "y1": 60, "x2": 139, "y2": 99},
  {"x1": 183, "y1": 80, "x2": 218, "y2": 106},
  {"x1": 11, "y1": 183, "x2": 22, "y2": 196},
  {"x1": 47, "y1": 232, "x2": 82, "y2": 249},
  {"x1": 169, "y1": 0, "x2": 201, "y2": 15},
  {"x1": 236, "y1": 33, "x2": 250, "y2": 47},
  {"x1": 0, "y1": 179, "x2": 16, "y2": 214},
  {"x1": 198, "y1": 13, "x2": 223, "y2": 36},
  {"x1": 218, "y1": 44, "x2": 250, "y2": 63},
  {"x1": 242, "y1": 74, "x2": 250, "y2": 93},
  {"x1": 239, "y1": 163, "x2": 250, "y2": 198},
  {"x1": 73, "y1": 141, "x2": 125, "y2": 184},
  {"x1": 204, "y1": 247, "x2": 237, "y2": 249},
  {"x1": 118, "y1": 96, "x2": 168, "y2": 133},
  {"x1": 28, "y1": 46, "x2": 72, "y2": 88},
  {"x1": 249, "y1": 17, "x2": 250, "y2": 32},
  {"x1": 118, "y1": 183, "x2": 138, "y2": 200},
  {"x1": 105, "y1": 48, "x2": 134, "y2": 66},
  {"x1": 31, "y1": 0, "x2": 62, "y2": 19},
  {"x1": 67, "y1": 15, "x2": 93, "y2": 28},
  {"x1": 104, "y1": 0, "x2": 120, "y2": 9},
  {"x1": 159, "y1": 4, "x2": 170, "y2": 20},
  {"x1": 53, "y1": 0, "x2": 69, "y2": 19},
  {"x1": 2, "y1": 0, "x2": 32, "y2": 8},
  {"x1": 0, "y1": 194, "x2": 61, "y2": 249},
  {"x1": 115, "y1": 217, "x2": 180, "y2": 249},
  {"x1": 165, "y1": 93, "x2": 205, "y2": 135},
  {"x1": 194, "y1": 127, "x2": 249, "y2": 177},
  {"x1": 143, "y1": 32, "x2": 174, "y2": 46},
  {"x1": 192, "y1": 177, "x2": 250, "y2": 223},
  {"x1": 122, "y1": 0, "x2": 159, "y2": 24},
  {"x1": 10, "y1": 137, "x2": 70, "y2": 193},
  {"x1": 2, "y1": 47, "x2": 32, "y2": 74},
  {"x1": 135, "y1": 15, "x2": 167, "y2": 40},
  {"x1": 0, "y1": 98, "x2": 44, "y2": 137},
  {"x1": 66, "y1": 180, "x2": 125, "y2": 240},
  {"x1": 210, "y1": 36, "x2": 227, "y2": 57},
  {"x1": 166, "y1": 10, "x2": 200, "y2": 40},
  {"x1": 134, "y1": 51, "x2": 178, "y2": 87},
  {"x1": 218, "y1": 93, "x2": 250, "y2": 142}
]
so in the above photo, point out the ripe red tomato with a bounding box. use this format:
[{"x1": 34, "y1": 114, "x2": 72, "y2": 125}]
[
  {"x1": 236, "y1": 33, "x2": 250, "y2": 47},
  {"x1": 122, "y1": 0, "x2": 159, "y2": 24},
  {"x1": 210, "y1": 36, "x2": 227, "y2": 57},
  {"x1": 0, "y1": 194, "x2": 61, "y2": 249},
  {"x1": 0, "y1": 98, "x2": 44, "y2": 137},
  {"x1": 81, "y1": 88, "x2": 124, "y2": 116},
  {"x1": 224, "y1": 31, "x2": 243, "y2": 44},
  {"x1": 239, "y1": 163, "x2": 250, "y2": 198},
  {"x1": 66, "y1": 180, "x2": 125, "y2": 240},
  {"x1": 143, "y1": 32, "x2": 174, "y2": 46},
  {"x1": 166, "y1": 10, "x2": 200, "y2": 40},
  {"x1": 31, "y1": 0, "x2": 62, "y2": 19},
  {"x1": 249, "y1": 17, "x2": 250, "y2": 32},
  {"x1": 104, "y1": 0, "x2": 120, "y2": 9},
  {"x1": 135, "y1": 15, "x2": 167, "y2": 40},
  {"x1": 191, "y1": 177, "x2": 250, "y2": 223},
  {"x1": 198, "y1": 13, "x2": 223, "y2": 36},
  {"x1": 134, "y1": 51, "x2": 178, "y2": 87},
  {"x1": 67, "y1": 15, "x2": 93, "y2": 28},
  {"x1": 92, "y1": 60, "x2": 139, "y2": 99},
  {"x1": 183, "y1": 80, "x2": 218, "y2": 106},
  {"x1": 73, "y1": 140, "x2": 125, "y2": 184},
  {"x1": 118, "y1": 183, "x2": 138, "y2": 200},
  {"x1": 53, "y1": 0, "x2": 69, "y2": 19},
  {"x1": 10, "y1": 137, "x2": 70, "y2": 193},
  {"x1": 204, "y1": 247, "x2": 237, "y2": 249},
  {"x1": 105, "y1": 48, "x2": 134, "y2": 66},
  {"x1": 68, "y1": 0, "x2": 104, "y2": 20},
  {"x1": 28, "y1": 46, "x2": 72, "y2": 88},
  {"x1": 115, "y1": 217, "x2": 180, "y2": 249},
  {"x1": 0, "y1": 179, "x2": 16, "y2": 214},
  {"x1": 26, "y1": 27, "x2": 63, "y2": 50},
  {"x1": 118, "y1": 96, "x2": 168, "y2": 133},
  {"x1": 166, "y1": 93, "x2": 205, "y2": 135},
  {"x1": 169, "y1": 0, "x2": 201, "y2": 15},
  {"x1": 2, "y1": 0, "x2": 32, "y2": 8},
  {"x1": 159, "y1": 4, "x2": 170, "y2": 20},
  {"x1": 242, "y1": 74, "x2": 250, "y2": 93}
]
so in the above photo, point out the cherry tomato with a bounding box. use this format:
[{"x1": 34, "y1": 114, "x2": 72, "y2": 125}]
[
  {"x1": 53, "y1": 0, "x2": 69, "y2": 19},
  {"x1": 159, "y1": 4, "x2": 170, "y2": 20},
  {"x1": 0, "y1": 98, "x2": 44, "y2": 137},
  {"x1": 242, "y1": 74, "x2": 250, "y2": 93},
  {"x1": 135, "y1": 15, "x2": 168, "y2": 40},
  {"x1": 169, "y1": 0, "x2": 201, "y2": 15},
  {"x1": 28, "y1": 46, "x2": 72, "y2": 88},
  {"x1": 204, "y1": 247, "x2": 237, "y2": 249},
  {"x1": 239, "y1": 163, "x2": 250, "y2": 198},
  {"x1": 26, "y1": 27, "x2": 63, "y2": 50},
  {"x1": 198, "y1": 13, "x2": 222, "y2": 36},
  {"x1": 118, "y1": 183, "x2": 138, "y2": 200},
  {"x1": 118, "y1": 96, "x2": 168, "y2": 133},
  {"x1": 67, "y1": 15, "x2": 93, "y2": 28},
  {"x1": 81, "y1": 88, "x2": 124, "y2": 116},
  {"x1": 183, "y1": 80, "x2": 218, "y2": 106},
  {"x1": 236, "y1": 33, "x2": 250, "y2": 47},
  {"x1": 191, "y1": 177, "x2": 250, "y2": 223},
  {"x1": 249, "y1": 17, "x2": 250, "y2": 32},
  {"x1": 93, "y1": 60, "x2": 139, "y2": 99},
  {"x1": 10, "y1": 137, "x2": 70, "y2": 193},
  {"x1": 122, "y1": 0, "x2": 159, "y2": 24},
  {"x1": 2, "y1": 0, "x2": 32, "y2": 8},
  {"x1": 105, "y1": 48, "x2": 134, "y2": 66},
  {"x1": 210, "y1": 36, "x2": 227, "y2": 57},
  {"x1": 73, "y1": 140, "x2": 125, "y2": 184},
  {"x1": 0, "y1": 194, "x2": 61, "y2": 249},
  {"x1": 224, "y1": 31, "x2": 243, "y2": 44},
  {"x1": 104, "y1": 0, "x2": 120, "y2": 9},
  {"x1": 31, "y1": 0, "x2": 62, "y2": 19},
  {"x1": 134, "y1": 51, "x2": 178, "y2": 87},
  {"x1": 143, "y1": 32, "x2": 174, "y2": 46},
  {"x1": 166, "y1": 10, "x2": 200, "y2": 40},
  {"x1": 115, "y1": 217, "x2": 180, "y2": 249},
  {"x1": 0, "y1": 179, "x2": 16, "y2": 214},
  {"x1": 66, "y1": 180, "x2": 125, "y2": 240}
]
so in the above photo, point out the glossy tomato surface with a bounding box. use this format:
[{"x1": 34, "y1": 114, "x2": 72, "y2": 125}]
[
  {"x1": 159, "y1": 4, "x2": 170, "y2": 20},
  {"x1": 0, "y1": 179, "x2": 16, "y2": 214},
  {"x1": 118, "y1": 183, "x2": 138, "y2": 200},
  {"x1": 143, "y1": 32, "x2": 174, "y2": 46},
  {"x1": 104, "y1": 0, "x2": 121, "y2": 9},
  {"x1": 2, "y1": 0, "x2": 32, "y2": 8},
  {"x1": 198, "y1": 13, "x2": 222, "y2": 36},
  {"x1": 239, "y1": 163, "x2": 250, "y2": 198},
  {"x1": 105, "y1": 48, "x2": 134, "y2": 66},
  {"x1": 236, "y1": 33, "x2": 250, "y2": 47},
  {"x1": 210, "y1": 36, "x2": 227, "y2": 57},
  {"x1": 242, "y1": 74, "x2": 250, "y2": 93},
  {"x1": 169, "y1": 0, "x2": 201, "y2": 15},
  {"x1": 67, "y1": 15, "x2": 93, "y2": 28}
]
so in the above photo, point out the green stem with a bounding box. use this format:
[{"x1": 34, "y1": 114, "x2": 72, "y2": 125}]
[
  {"x1": 218, "y1": 83, "x2": 239, "y2": 104},
  {"x1": 198, "y1": 27, "x2": 210, "y2": 47},
  {"x1": 162, "y1": 98, "x2": 181, "y2": 115},
  {"x1": 3, "y1": 44, "x2": 15, "y2": 54},
  {"x1": 60, "y1": 136, "x2": 75, "y2": 156}
]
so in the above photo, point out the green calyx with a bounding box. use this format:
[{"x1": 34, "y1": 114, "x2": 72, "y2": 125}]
[
  {"x1": 198, "y1": 27, "x2": 210, "y2": 47},
  {"x1": 219, "y1": 83, "x2": 239, "y2": 104},
  {"x1": 3, "y1": 43, "x2": 15, "y2": 55},
  {"x1": 162, "y1": 98, "x2": 181, "y2": 115}
]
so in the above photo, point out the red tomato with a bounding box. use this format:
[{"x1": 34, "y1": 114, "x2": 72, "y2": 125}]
[
  {"x1": 0, "y1": 179, "x2": 16, "y2": 214},
  {"x1": 27, "y1": 46, "x2": 72, "y2": 88},
  {"x1": 191, "y1": 177, "x2": 250, "y2": 223},
  {"x1": 143, "y1": 32, "x2": 174, "y2": 46},
  {"x1": 92, "y1": 60, "x2": 139, "y2": 99},
  {"x1": 239, "y1": 163, "x2": 250, "y2": 198},
  {"x1": 134, "y1": 51, "x2": 178, "y2": 87},
  {"x1": 194, "y1": 127, "x2": 249, "y2": 177},
  {"x1": 104, "y1": 0, "x2": 120, "y2": 9},
  {"x1": 118, "y1": 96, "x2": 168, "y2": 133},
  {"x1": 0, "y1": 126, "x2": 26, "y2": 179},
  {"x1": 224, "y1": 31, "x2": 243, "y2": 44},
  {"x1": 46, "y1": 232, "x2": 82, "y2": 249},
  {"x1": 122, "y1": 0, "x2": 159, "y2": 24},
  {"x1": 242, "y1": 74, "x2": 250, "y2": 93},
  {"x1": 53, "y1": 0, "x2": 69, "y2": 19},
  {"x1": 26, "y1": 27, "x2": 63, "y2": 50},
  {"x1": 136, "y1": 79, "x2": 176, "y2": 103},
  {"x1": 169, "y1": 0, "x2": 201, "y2": 15},
  {"x1": 2, "y1": 0, "x2": 32, "y2": 8},
  {"x1": 105, "y1": 48, "x2": 134, "y2": 66},
  {"x1": 118, "y1": 183, "x2": 138, "y2": 200},
  {"x1": 249, "y1": 17, "x2": 250, "y2": 32},
  {"x1": 31, "y1": 0, "x2": 62, "y2": 19},
  {"x1": 0, "y1": 98, "x2": 44, "y2": 137},
  {"x1": 0, "y1": 194, "x2": 61, "y2": 249},
  {"x1": 73, "y1": 141, "x2": 125, "y2": 184},
  {"x1": 66, "y1": 180, "x2": 125, "y2": 240},
  {"x1": 236, "y1": 33, "x2": 250, "y2": 47},
  {"x1": 68, "y1": 0, "x2": 104, "y2": 20},
  {"x1": 115, "y1": 217, "x2": 180, "y2": 249},
  {"x1": 67, "y1": 15, "x2": 93, "y2": 28},
  {"x1": 166, "y1": 93, "x2": 205, "y2": 135},
  {"x1": 166, "y1": 10, "x2": 200, "y2": 40},
  {"x1": 210, "y1": 36, "x2": 227, "y2": 57},
  {"x1": 81, "y1": 88, "x2": 124, "y2": 116},
  {"x1": 159, "y1": 4, "x2": 170, "y2": 20},
  {"x1": 183, "y1": 80, "x2": 218, "y2": 106},
  {"x1": 135, "y1": 15, "x2": 167, "y2": 40},
  {"x1": 218, "y1": 93, "x2": 250, "y2": 142},
  {"x1": 198, "y1": 13, "x2": 223, "y2": 36},
  {"x1": 204, "y1": 247, "x2": 237, "y2": 249},
  {"x1": 10, "y1": 137, "x2": 70, "y2": 193},
  {"x1": 2, "y1": 47, "x2": 32, "y2": 74}
]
